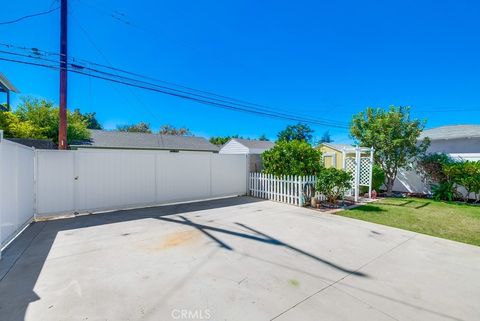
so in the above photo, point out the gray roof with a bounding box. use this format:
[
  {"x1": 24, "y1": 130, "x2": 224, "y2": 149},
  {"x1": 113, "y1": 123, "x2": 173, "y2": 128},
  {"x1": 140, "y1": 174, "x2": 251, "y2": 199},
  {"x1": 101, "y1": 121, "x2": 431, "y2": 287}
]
[
  {"x1": 419, "y1": 125, "x2": 480, "y2": 140},
  {"x1": 0, "y1": 73, "x2": 19, "y2": 93},
  {"x1": 320, "y1": 143, "x2": 354, "y2": 151},
  {"x1": 232, "y1": 138, "x2": 275, "y2": 150},
  {"x1": 71, "y1": 130, "x2": 219, "y2": 152}
]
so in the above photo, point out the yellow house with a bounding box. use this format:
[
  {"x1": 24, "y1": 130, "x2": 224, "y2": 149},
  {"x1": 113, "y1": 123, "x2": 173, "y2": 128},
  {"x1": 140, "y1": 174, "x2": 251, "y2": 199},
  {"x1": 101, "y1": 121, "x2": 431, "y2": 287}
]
[{"x1": 318, "y1": 143, "x2": 353, "y2": 169}]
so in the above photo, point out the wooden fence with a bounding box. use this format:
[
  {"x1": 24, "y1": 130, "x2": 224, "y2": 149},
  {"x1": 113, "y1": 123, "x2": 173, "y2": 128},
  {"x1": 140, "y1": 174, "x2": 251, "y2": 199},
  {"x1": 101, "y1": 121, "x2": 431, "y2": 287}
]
[{"x1": 249, "y1": 173, "x2": 323, "y2": 206}]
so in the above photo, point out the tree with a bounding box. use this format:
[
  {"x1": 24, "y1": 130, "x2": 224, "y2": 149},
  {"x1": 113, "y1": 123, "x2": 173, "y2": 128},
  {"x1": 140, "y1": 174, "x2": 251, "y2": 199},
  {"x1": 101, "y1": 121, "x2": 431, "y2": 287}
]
[
  {"x1": 262, "y1": 140, "x2": 323, "y2": 176},
  {"x1": 0, "y1": 111, "x2": 44, "y2": 138},
  {"x1": 350, "y1": 106, "x2": 429, "y2": 195},
  {"x1": 258, "y1": 134, "x2": 270, "y2": 141},
  {"x1": 317, "y1": 130, "x2": 333, "y2": 144},
  {"x1": 159, "y1": 124, "x2": 192, "y2": 136},
  {"x1": 209, "y1": 135, "x2": 244, "y2": 146},
  {"x1": 7, "y1": 96, "x2": 90, "y2": 143},
  {"x1": 117, "y1": 122, "x2": 152, "y2": 133},
  {"x1": 73, "y1": 109, "x2": 102, "y2": 129},
  {"x1": 277, "y1": 123, "x2": 314, "y2": 144}
]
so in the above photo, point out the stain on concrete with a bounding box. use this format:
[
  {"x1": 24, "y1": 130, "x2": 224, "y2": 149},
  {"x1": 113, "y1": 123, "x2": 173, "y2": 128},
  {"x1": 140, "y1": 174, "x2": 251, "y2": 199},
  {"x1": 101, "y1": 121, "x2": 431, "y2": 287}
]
[{"x1": 144, "y1": 230, "x2": 201, "y2": 251}]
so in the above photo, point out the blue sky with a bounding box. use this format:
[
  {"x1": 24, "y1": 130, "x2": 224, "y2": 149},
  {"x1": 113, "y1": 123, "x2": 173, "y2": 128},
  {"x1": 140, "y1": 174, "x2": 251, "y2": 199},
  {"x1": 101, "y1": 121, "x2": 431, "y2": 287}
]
[{"x1": 1, "y1": 0, "x2": 479, "y2": 143}]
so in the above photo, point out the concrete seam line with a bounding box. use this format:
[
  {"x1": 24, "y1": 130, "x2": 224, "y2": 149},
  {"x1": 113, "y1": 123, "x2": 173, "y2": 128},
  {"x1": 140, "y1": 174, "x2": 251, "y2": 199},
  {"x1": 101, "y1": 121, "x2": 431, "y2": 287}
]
[
  {"x1": 330, "y1": 284, "x2": 400, "y2": 321},
  {"x1": 270, "y1": 233, "x2": 418, "y2": 320},
  {"x1": 0, "y1": 222, "x2": 48, "y2": 282}
]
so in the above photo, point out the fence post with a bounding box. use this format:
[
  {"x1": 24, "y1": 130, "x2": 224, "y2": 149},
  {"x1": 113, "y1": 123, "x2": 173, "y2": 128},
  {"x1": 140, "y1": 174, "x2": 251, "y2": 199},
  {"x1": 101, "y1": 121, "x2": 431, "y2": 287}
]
[{"x1": 298, "y1": 176, "x2": 303, "y2": 207}]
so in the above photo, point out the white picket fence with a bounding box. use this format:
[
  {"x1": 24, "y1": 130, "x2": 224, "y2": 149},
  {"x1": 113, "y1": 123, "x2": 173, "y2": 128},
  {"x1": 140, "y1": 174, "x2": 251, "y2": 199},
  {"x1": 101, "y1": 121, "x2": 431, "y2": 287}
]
[{"x1": 249, "y1": 172, "x2": 322, "y2": 206}]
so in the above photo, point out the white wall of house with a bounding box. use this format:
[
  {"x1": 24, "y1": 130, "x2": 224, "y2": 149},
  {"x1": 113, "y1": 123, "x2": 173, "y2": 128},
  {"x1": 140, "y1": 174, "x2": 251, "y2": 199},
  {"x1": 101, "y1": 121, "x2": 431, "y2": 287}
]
[
  {"x1": 427, "y1": 138, "x2": 480, "y2": 154},
  {"x1": 393, "y1": 137, "x2": 480, "y2": 197}
]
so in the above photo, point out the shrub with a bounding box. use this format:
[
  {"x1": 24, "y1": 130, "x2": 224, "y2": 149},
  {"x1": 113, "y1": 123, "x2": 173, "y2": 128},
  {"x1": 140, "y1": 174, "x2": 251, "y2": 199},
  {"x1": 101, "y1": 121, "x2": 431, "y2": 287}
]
[
  {"x1": 372, "y1": 164, "x2": 386, "y2": 191},
  {"x1": 431, "y1": 181, "x2": 457, "y2": 202},
  {"x1": 444, "y1": 161, "x2": 480, "y2": 202},
  {"x1": 262, "y1": 140, "x2": 322, "y2": 176},
  {"x1": 316, "y1": 168, "x2": 353, "y2": 204},
  {"x1": 417, "y1": 153, "x2": 455, "y2": 185}
]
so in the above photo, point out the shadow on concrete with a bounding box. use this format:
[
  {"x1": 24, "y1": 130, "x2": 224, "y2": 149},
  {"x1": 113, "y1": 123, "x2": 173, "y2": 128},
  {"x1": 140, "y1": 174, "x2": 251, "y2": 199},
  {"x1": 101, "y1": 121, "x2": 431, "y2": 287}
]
[
  {"x1": 1, "y1": 196, "x2": 458, "y2": 321},
  {"x1": 0, "y1": 196, "x2": 262, "y2": 321}
]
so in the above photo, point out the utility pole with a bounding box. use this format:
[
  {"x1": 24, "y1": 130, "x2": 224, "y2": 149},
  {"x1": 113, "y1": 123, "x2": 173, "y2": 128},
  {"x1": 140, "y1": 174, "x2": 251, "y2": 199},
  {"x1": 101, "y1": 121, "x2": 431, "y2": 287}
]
[{"x1": 58, "y1": 0, "x2": 68, "y2": 149}]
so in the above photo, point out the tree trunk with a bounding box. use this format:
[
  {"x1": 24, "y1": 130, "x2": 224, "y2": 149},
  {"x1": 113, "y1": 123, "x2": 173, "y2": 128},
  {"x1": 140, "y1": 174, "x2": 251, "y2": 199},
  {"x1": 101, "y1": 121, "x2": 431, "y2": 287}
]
[{"x1": 386, "y1": 177, "x2": 395, "y2": 196}]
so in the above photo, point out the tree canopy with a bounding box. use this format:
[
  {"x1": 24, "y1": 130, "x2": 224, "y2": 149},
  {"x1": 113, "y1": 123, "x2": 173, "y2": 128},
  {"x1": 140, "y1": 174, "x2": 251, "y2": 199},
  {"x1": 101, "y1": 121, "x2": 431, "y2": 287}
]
[
  {"x1": 350, "y1": 106, "x2": 429, "y2": 194},
  {"x1": 317, "y1": 130, "x2": 333, "y2": 144},
  {"x1": 73, "y1": 109, "x2": 102, "y2": 130},
  {"x1": 116, "y1": 122, "x2": 152, "y2": 133},
  {"x1": 159, "y1": 124, "x2": 191, "y2": 136},
  {"x1": 277, "y1": 123, "x2": 314, "y2": 144},
  {"x1": 0, "y1": 97, "x2": 90, "y2": 144},
  {"x1": 262, "y1": 140, "x2": 322, "y2": 176}
]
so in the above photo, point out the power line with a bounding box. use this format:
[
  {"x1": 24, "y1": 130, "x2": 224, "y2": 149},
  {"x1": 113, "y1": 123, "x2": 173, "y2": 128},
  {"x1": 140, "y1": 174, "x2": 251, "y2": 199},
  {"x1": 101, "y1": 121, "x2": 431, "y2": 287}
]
[
  {"x1": 0, "y1": 42, "x2": 345, "y2": 124},
  {"x1": 0, "y1": 55, "x2": 350, "y2": 128},
  {"x1": 0, "y1": 7, "x2": 59, "y2": 25},
  {"x1": 0, "y1": 45, "x2": 349, "y2": 127},
  {"x1": 68, "y1": 7, "x2": 163, "y2": 124}
]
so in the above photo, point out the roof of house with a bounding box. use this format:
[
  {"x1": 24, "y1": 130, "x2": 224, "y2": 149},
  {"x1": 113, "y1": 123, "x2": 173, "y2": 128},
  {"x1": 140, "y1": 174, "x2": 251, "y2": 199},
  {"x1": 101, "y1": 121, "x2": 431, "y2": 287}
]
[
  {"x1": 319, "y1": 143, "x2": 354, "y2": 151},
  {"x1": 71, "y1": 130, "x2": 220, "y2": 152},
  {"x1": 231, "y1": 138, "x2": 275, "y2": 150},
  {"x1": 419, "y1": 125, "x2": 480, "y2": 140},
  {"x1": 0, "y1": 73, "x2": 19, "y2": 93}
]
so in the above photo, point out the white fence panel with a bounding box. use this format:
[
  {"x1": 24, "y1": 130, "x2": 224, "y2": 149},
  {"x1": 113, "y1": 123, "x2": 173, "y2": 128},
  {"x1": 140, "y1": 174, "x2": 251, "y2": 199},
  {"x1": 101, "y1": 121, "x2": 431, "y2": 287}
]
[
  {"x1": 211, "y1": 154, "x2": 248, "y2": 196},
  {"x1": 76, "y1": 149, "x2": 158, "y2": 212},
  {"x1": 249, "y1": 173, "x2": 323, "y2": 206},
  {"x1": 0, "y1": 139, "x2": 35, "y2": 250},
  {"x1": 156, "y1": 152, "x2": 211, "y2": 203},
  {"x1": 36, "y1": 151, "x2": 75, "y2": 215},
  {"x1": 35, "y1": 150, "x2": 247, "y2": 217}
]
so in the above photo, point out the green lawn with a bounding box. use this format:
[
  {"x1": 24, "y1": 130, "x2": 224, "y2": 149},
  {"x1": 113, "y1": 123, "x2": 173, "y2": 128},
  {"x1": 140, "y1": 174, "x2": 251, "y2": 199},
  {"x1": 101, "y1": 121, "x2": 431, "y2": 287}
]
[{"x1": 338, "y1": 197, "x2": 480, "y2": 246}]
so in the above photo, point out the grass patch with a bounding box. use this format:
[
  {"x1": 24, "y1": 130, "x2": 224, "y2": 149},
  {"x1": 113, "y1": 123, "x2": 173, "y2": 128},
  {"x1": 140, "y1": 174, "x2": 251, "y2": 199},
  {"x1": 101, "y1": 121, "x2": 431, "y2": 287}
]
[{"x1": 338, "y1": 197, "x2": 480, "y2": 246}]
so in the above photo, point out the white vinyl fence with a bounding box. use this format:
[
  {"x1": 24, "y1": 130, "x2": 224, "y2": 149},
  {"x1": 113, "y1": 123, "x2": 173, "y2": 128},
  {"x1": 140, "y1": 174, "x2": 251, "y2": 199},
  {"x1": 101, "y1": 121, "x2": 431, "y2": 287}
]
[
  {"x1": 249, "y1": 173, "x2": 322, "y2": 206},
  {"x1": 0, "y1": 136, "x2": 35, "y2": 253},
  {"x1": 36, "y1": 149, "x2": 247, "y2": 217}
]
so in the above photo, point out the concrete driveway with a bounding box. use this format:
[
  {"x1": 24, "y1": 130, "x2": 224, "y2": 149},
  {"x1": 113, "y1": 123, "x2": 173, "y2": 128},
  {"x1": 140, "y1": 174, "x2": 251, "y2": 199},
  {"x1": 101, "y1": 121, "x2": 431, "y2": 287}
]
[{"x1": 1, "y1": 197, "x2": 479, "y2": 321}]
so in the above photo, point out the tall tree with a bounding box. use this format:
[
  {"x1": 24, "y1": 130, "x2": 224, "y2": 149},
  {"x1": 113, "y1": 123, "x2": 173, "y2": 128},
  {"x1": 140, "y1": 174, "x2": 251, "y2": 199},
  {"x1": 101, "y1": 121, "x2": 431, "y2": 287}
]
[
  {"x1": 258, "y1": 134, "x2": 270, "y2": 141},
  {"x1": 350, "y1": 106, "x2": 429, "y2": 195},
  {"x1": 73, "y1": 109, "x2": 102, "y2": 129},
  {"x1": 277, "y1": 123, "x2": 314, "y2": 144},
  {"x1": 318, "y1": 130, "x2": 333, "y2": 144},
  {"x1": 117, "y1": 122, "x2": 152, "y2": 133},
  {"x1": 159, "y1": 124, "x2": 192, "y2": 136}
]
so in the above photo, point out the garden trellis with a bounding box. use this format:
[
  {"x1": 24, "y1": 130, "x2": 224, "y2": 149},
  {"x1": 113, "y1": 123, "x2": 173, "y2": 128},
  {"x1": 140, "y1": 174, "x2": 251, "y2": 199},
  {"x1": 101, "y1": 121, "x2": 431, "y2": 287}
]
[{"x1": 342, "y1": 146, "x2": 374, "y2": 201}]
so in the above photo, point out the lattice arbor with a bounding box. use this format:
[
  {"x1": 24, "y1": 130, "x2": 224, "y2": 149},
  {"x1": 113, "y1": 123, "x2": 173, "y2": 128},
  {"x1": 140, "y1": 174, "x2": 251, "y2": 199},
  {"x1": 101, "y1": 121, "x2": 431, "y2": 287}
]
[{"x1": 342, "y1": 147, "x2": 374, "y2": 201}]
